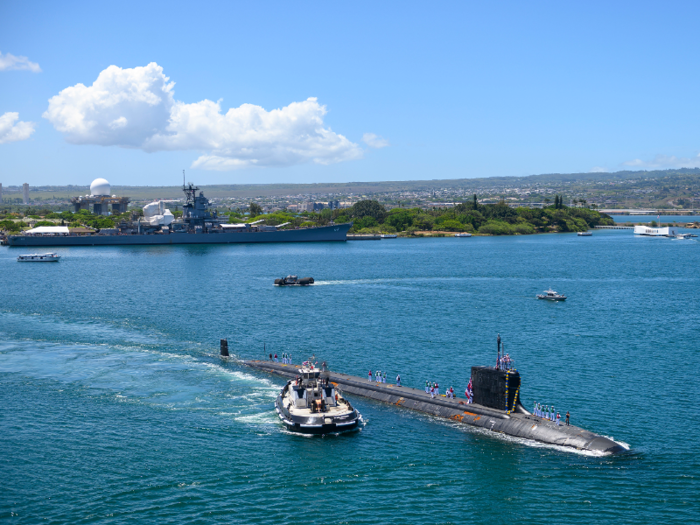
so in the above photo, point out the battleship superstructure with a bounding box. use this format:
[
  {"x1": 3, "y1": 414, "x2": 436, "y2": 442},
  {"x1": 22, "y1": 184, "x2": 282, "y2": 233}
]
[{"x1": 7, "y1": 183, "x2": 351, "y2": 247}]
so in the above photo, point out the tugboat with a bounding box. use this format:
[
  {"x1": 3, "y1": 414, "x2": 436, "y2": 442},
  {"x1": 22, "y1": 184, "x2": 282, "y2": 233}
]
[
  {"x1": 274, "y1": 275, "x2": 314, "y2": 286},
  {"x1": 537, "y1": 289, "x2": 566, "y2": 301},
  {"x1": 275, "y1": 361, "x2": 362, "y2": 435},
  {"x1": 17, "y1": 253, "x2": 61, "y2": 262}
]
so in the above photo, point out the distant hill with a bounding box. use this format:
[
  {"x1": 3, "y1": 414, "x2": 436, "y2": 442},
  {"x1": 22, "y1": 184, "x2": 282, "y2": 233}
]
[{"x1": 5, "y1": 168, "x2": 700, "y2": 200}]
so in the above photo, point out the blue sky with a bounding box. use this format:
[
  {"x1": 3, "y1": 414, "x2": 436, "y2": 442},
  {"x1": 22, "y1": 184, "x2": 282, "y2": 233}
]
[{"x1": 1, "y1": 1, "x2": 700, "y2": 186}]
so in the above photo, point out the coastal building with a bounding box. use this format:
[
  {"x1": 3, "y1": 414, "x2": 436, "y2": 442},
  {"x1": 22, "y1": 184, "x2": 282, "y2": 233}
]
[
  {"x1": 71, "y1": 178, "x2": 129, "y2": 215},
  {"x1": 634, "y1": 225, "x2": 670, "y2": 236},
  {"x1": 22, "y1": 183, "x2": 29, "y2": 204}
]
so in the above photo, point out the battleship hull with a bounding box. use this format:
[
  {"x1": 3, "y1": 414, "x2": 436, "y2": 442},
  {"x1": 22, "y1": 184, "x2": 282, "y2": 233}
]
[{"x1": 7, "y1": 223, "x2": 351, "y2": 247}]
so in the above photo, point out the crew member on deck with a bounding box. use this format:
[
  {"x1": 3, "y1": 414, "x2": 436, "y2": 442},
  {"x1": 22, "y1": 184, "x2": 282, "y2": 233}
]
[
  {"x1": 396, "y1": 374, "x2": 401, "y2": 387},
  {"x1": 566, "y1": 411, "x2": 570, "y2": 426},
  {"x1": 368, "y1": 370, "x2": 372, "y2": 382},
  {"x1": 274, "y1": 354, "x2": 278, "y2": 362}
]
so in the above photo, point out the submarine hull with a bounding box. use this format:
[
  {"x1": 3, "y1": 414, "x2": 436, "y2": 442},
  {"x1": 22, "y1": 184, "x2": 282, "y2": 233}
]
[{"x1": 247, "y1": 360, "x2": 626, "y2": 454}]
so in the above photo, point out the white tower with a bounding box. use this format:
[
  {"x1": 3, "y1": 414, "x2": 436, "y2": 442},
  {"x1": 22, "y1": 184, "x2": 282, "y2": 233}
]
[{"x1": 22, "y1": 183, "x2": 29, "y2": 204}]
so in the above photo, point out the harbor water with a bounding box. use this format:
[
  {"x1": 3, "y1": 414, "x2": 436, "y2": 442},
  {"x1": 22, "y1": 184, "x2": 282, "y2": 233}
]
[{"x1": 1, "y1": 230, "x2": 698, "y2": 524}]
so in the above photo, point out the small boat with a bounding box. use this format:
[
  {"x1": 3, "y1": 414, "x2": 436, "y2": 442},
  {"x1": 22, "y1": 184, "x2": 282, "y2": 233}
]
[
  {"x1": 577, "y1": 231, "x2": 592, "y2": 236},
  {"x1": 672, "y1": 233, "x2": 693, "y2": 240},
  {"x1": 274, "y1": 275, "x2": 314, "y2": 286},
  {"x1": 380, "y1": 234, "x2": 397, "y2": 239},
  {"x1": 454, "y1": 233, "x2": 472, "y2": 237},
  {"x1": 537, "y1": 289, "x2": 566, "y2": 301},
  {"x1": 275, "y1": 362, "x2": 362, "y2": 435},
  {"x1": 17, "y1": 253, "x2": 61, "y2": 262}
]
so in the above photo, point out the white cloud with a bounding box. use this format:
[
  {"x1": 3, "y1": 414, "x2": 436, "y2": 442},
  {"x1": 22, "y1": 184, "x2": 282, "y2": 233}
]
[
  {"x1": 44, "y1": 63, "x2": 175, "y2": 147},
  {"x1": 43, "y1": 62, "x2": 363, "y2": 170},
  {"x1": 0, "y1": 112, "x2": 36, "y2": 144},
  {"x1": 589, "y1": 166, "x2": 608, "y2": 173},
  {"x1": 362, "y1": 132, "x2": 389, "y2": 148},
  {"x1": 623, "y1": 153, "x2": 700, "y2": 170},
  {"x1": 0, "y1": 51, "x2": 41, "y2": 72}
]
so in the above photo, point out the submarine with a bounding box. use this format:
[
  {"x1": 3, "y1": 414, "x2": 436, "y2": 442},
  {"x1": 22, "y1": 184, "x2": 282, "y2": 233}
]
[{"x1": 229, "y1": 340, "x2": 627, "y2": 455}]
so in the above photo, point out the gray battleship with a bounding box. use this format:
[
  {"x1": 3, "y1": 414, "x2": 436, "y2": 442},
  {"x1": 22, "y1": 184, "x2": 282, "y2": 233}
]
[{"x1": 7, "y1": 184, "x2": 351, "y2": 247}]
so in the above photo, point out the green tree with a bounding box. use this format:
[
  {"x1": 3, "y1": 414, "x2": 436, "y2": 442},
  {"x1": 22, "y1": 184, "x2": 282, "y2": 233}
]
[
  {"x1": 439, "y1": 219, "x2": 466, "y2": 232},
  {"x1": 249, "y1": 202, "x2": 263, "y2": 216},
  {"x1": 385, "y1": 209, "x2": 414, "y2": 231},
  {"x1": 413, "y1": 213, "x2": 435, "y2": 230},
  {"x1": 350, "y1": 200, "x2": 386, "y2": 221},
  {"x1": 353, "y1": 216, "x2": 378, "y2": 230},
  {"x1": 478, "y1": 220, "x2": 513, "y2": 235}
]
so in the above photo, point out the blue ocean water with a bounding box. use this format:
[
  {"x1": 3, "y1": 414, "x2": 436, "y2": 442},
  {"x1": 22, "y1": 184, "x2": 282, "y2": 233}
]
[{"x1": 1, "y1": 231, "x2": 699, "y2": 524}]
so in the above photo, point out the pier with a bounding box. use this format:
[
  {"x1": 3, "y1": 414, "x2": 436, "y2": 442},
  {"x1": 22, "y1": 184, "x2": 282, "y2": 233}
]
[
  {"x1": 594, "y1": 225, "x2": 633, "y2": 230},
  {"x1": 347, "y1": 234, "x2": 382, "y2": 240},
  {"x1": 241, "y1": 359, "x2": 626, "y2": 454}
]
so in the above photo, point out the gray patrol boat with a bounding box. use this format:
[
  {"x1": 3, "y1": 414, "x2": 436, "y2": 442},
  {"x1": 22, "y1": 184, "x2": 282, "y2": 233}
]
[{"x1": 7, "y1": 183, "x2": 351, "y2": 247}]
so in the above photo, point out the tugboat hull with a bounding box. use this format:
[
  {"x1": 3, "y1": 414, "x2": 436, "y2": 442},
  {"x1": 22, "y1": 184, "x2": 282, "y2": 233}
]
[{"x1": 274, "y1": 395, "x2": 361, "y2": 435}]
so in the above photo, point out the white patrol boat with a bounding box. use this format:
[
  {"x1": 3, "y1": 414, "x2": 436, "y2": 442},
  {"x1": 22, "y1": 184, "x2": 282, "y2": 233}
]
[
  {"x1": 17, "y1": 253, "x2": 61, "y2": 262},
  {"x1": 275, "y1": 362, "x2": 362, "y2": 435},
  {"x1": 537, "y1": 289, "x2": 567, "y2": 301}
]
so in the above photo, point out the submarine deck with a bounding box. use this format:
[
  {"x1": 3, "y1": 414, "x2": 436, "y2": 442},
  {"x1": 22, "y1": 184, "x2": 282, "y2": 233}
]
[{"x1": 242, "y1": 360, "x2": 626, "y2": 455}]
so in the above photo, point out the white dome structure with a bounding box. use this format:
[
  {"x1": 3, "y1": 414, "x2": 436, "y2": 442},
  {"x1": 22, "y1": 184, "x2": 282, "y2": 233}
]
[{"x1": 90, "y1": 178, "x2": 111, "y2": 196}]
